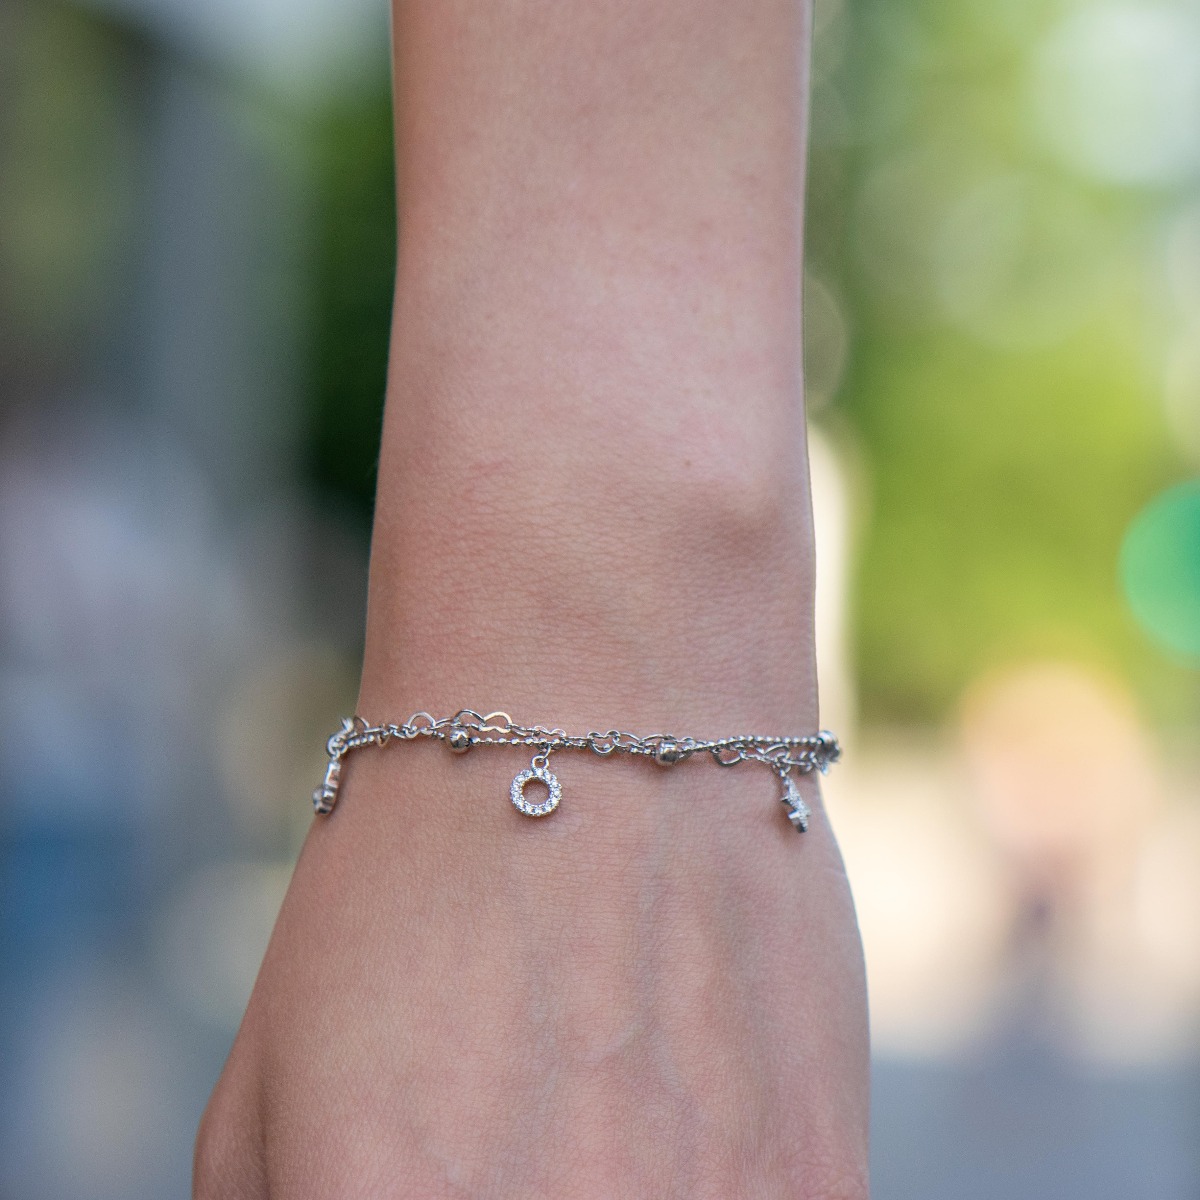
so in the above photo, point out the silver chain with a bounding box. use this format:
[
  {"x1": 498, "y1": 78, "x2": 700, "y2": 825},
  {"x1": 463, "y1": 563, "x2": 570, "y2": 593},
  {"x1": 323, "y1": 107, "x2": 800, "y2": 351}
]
[{"x1": 313, "y1": 709, "x2": 840, "y2": 834}]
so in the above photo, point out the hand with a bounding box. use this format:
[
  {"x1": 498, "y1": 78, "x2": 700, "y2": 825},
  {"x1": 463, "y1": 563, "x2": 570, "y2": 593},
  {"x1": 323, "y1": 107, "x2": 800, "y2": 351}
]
[{"x1": 195, "y1": 745, "x2": 868, "y2": 1198}]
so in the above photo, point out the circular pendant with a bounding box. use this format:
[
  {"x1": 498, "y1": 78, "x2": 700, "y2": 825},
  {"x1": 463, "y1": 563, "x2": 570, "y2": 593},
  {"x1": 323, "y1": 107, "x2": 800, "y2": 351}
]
[{"x1": 510, "y1": 764, "x2": 562, "y2": 817}]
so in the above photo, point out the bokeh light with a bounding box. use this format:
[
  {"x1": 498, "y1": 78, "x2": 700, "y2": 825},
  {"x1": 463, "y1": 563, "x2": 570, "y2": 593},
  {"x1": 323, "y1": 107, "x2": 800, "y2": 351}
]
[
  {"x1": 1030, "y1": 3, "x2": 1200, "y2": 186},
  {"x1": 1121, "y1": 481, "x2": 1200, "y2": 659}
]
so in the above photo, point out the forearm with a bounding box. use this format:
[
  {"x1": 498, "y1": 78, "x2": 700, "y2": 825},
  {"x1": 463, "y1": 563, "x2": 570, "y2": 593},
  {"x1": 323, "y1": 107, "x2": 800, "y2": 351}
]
[{"x1": 360, "y1": 0, "x2": 817, "y2": 733}]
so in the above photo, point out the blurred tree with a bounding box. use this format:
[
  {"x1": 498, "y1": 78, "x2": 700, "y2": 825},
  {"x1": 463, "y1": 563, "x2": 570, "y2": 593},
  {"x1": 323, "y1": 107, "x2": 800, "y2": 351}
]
[
  {"x1": 0, "y1": 1, "x2": 143, "y2": 385},
  {"x1": 809, "y1": 0, "x2": 1191, "y2": 724},
  {"x1": 306, "y1": 81, "x2": 395, "y2": 526}
]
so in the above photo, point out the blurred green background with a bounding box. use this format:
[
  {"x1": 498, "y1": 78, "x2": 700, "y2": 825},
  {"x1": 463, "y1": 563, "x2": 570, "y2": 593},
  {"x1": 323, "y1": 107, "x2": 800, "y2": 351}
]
[{"x1": 1, "y1": 0, "x2": 1197, "y2": 1196}]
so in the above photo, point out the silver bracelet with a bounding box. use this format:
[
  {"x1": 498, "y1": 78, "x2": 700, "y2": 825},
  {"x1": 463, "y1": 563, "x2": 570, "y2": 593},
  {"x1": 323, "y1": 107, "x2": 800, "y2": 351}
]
[{"x1": 313, "y1": 709, "x2": 840, "y2": 833}]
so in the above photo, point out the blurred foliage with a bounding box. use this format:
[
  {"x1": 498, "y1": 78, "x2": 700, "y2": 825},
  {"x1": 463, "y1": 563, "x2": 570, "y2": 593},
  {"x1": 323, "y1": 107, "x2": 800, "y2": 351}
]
[
  {"x1": 0, "y1": 2, "x2": 143, "y2": 372},
  {"x1": 807, "y1": 0, "x2": 1194, "y2": 723},
  {"x1": 306, "y1": 81, "x2": 395, "y2": 524}
]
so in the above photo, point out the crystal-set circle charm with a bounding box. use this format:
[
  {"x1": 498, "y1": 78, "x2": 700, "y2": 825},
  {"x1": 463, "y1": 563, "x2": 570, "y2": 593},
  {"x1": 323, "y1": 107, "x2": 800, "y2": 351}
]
[{"x1": 510, "y1": 763, "x2": 562, "y2": 817}]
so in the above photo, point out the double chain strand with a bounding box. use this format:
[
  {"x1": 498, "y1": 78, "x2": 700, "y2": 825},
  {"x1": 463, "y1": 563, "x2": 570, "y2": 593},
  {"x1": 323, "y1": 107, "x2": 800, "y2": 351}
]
[{"x1": 313, "y1": 709, "x2": 841, "y2": 833}]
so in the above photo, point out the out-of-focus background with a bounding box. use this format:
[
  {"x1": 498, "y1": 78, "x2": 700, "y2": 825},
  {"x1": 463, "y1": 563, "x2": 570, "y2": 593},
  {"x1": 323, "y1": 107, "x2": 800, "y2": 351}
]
[{"x1": 2, "y1": 0, "x2": 1198, "y2": 1194}]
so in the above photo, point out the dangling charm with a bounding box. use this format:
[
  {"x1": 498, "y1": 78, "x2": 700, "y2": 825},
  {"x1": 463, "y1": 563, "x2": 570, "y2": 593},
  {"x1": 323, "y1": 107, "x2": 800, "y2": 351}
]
[
  {"x1": 313, "y1": 717, "x2": 357, "y2": 814},
  {"x1": 780, "y1": 771, "x2": 811, "y2": 833},
  {"x1": 510, "y1": 749, "x2": 562, "y2": 817}
]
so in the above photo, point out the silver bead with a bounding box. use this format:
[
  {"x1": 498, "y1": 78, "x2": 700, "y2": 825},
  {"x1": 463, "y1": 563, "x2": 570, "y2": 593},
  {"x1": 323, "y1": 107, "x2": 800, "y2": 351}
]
[
  {"x1": 654, "y1": 741, "x2": 683, "y2": 766},
  {"x1": 447, "y1": 727, "x2": 472, "y2": 754}
]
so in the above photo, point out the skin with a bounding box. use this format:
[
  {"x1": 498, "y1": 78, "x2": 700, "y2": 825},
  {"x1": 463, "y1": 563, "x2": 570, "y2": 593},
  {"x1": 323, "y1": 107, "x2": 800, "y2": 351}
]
[{"x1": 194, "y1": 1, "x2": 870, "y2": 1196}]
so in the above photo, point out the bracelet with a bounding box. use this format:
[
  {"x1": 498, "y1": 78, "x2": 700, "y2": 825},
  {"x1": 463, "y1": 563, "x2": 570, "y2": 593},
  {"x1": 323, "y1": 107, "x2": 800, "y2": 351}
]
[{"x1": 312, "y1": 710, "x2": 841, "y2": 833}]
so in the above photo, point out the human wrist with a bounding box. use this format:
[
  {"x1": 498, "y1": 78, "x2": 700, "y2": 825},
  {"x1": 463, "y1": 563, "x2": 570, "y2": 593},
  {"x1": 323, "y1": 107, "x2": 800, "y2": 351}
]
[
  {"x1": 358, "y1": 229, "x2": 818, "y2": 725},
  {"x1": 358, "y1": 442, "x2": 818, "y2": 733}
]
